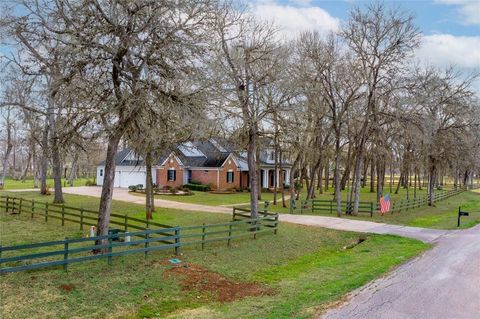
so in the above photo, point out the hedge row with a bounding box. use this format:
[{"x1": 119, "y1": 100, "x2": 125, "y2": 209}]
[{"x1": 183, "y1": 183, "x2": 210, "y2": 191}]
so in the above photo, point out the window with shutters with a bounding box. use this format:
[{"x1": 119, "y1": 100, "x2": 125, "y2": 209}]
[
  {"x1": 226, "y1": 171, "x2": 234, "y2": 183},
  {"x1": 168, "y1": 169, "x2": 176, "y2": 181}
]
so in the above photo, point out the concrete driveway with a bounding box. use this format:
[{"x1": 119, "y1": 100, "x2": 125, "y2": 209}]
[{"x1": 321, "y1": 223, "x2": 480, "y2": 319}]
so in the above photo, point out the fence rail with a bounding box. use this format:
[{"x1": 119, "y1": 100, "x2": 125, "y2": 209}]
[
  {"x1": 390, "y1": 185, "x2": 479, "y2": 213},
  {"x1": 0, "y1": 195, "x2": 172, "y2": 231},
  {"x1": 289, "y1": 199, "x2": 377, "y2": 216},
  {"x1": 0, "y1": 196, "x2": 279, "y2": 274}
]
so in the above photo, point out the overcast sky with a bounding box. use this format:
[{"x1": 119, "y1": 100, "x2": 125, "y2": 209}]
[{"x1": 250, "y1": 0, "x2": 480, "y2": 91}]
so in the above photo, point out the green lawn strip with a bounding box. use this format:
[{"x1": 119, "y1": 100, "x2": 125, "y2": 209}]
[
  {"x1": 0, "y1": 212, "x2": 429, "y2": 319},
  {"x1": 1, "y1": 178, "x2": 90, "y2": 190},
  {"x1": 130, "y1": 190, "x2": 277, "y2": 206}
]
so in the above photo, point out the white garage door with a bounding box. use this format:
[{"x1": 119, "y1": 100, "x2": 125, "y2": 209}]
[{"x1": 114, "y1": 170, "x2": 146, "y2": 188}]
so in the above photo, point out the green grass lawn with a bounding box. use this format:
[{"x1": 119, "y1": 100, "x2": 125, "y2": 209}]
[
  {"x1": 130, "y1": 190, "x2": 278, "y2": 206},
  {"x1": 0, "y1": 177, "x2": 91, "y2": 190},
  {"x1": 0, "y1": 205, "x2": 429, "y2": 319}
]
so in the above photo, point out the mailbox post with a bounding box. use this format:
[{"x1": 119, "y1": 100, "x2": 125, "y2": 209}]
[{"x1": 458, "y1": 206, "x2": 469, "y2": 227}]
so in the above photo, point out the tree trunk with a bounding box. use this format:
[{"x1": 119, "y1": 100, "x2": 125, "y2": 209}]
[
  {"x1": 97, "y1": 133, "x2": 122, "y2": 239},
  {"x1": 248, "y1": 130, "x2": 259, "y2": 219},
  {"x1": 19, "y1": 151, "x2": 31, "y2": 182},
  {"x1": 428, "y1": 157, "x2": 436, "y2": 206},
  {"x1": 68, "y1": 152, "x2": 78, "y2": 187},
  {"x1": 376, "y1": 158, "x2": 385, "y2": 202},
  {"x1": 256, "y1": 146, "x2": 262, "y2": 201},
  {"x1": 145, "y1": 151, "x2": 154, "y2": 220},
  {"x1": 318, "y1": 165, "x2": 323, "y2": 194},
  {"x1": 352, "y1": 153, "x2": 364, "y2": 215},
  {"x1": 369, "y1": 157, "x2": 375, "y2": 192},
  {"x1": 32, "y1": 142, "x2": 39, "y2": 188},
  {"x1": 39, "y1": 123, "x2": 49, "y2": 195},
  {"x1": 273, "y1": 139, "x2": 278, "y2": 205},
  {"x1": 324, "y1": 161, "x2": 329, "y2": 191},
  {"x1": 0, "y1": 115, "x2": 13, "y2": 189},
  {"x1": 279, "y1": 150, "x2": 286, "y2": 208},
  {"x1": 334, "y1": 133, "x2": 342, "y2": 216},
  {"x1": 51, "y1": 141, "x2": 64, "y2": 203},
  {"x1": 395, "y1": 171, "x2": 403, "y2": 194}
]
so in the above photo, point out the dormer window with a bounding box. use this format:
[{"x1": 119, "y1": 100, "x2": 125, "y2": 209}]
[{"x1": 270, "y1": 151, "x2": 275, "y2": 161}]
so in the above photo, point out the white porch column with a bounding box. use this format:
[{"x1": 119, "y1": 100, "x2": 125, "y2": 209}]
[
  {"x1": 285, "y1": 169, "x2": 290, "y2": 186},
  {"x1": 276, "y1": 168, "x2": 280, "y2": 187},
  {"x1": 262, "y1": 169, "x2": 269, "y2": 188}
]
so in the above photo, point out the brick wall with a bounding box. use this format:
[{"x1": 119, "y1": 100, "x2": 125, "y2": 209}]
[
  {"x1": 190, "y1": 170, "x2": 218, "y2": 188},
  {"x1": 156, "y1": 154, "x2": 184, "y2": 188},
  {"x1": 218, "y1": 158, "x2": 240, "y2": 190}
]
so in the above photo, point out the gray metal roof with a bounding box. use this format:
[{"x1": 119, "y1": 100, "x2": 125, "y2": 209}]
[{"x1": 98, "y1": 138, "x2": 291, "y2": 168}]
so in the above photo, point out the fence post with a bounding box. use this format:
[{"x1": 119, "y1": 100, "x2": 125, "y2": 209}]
[
  {"x1": 5, "y1": 196, "x2": 9, "y2": 213},
  {"x1": 63, "y1": 237, "x2": 69, "y2": 271},
  {"x1": 264, "y1": 201, "x2": 269, "y2": 214},
  {"x1": 45, "y1": 202, "x2": 48, "y2": 222},
  {"x1": 201, "y1": 223, "x2": 206, "y2": 250},
  {"x1": 289, "y1": 199, "x2": 293, "y2": 214},
  {"x1": 19, "y1": 198, "x2": 23, "y2": 214},
  {"x1": 124, "y1": 214, "x2": 128, "y2": 232},
  {"x1": 146, "y1": 218, "x2": 150, "y2": 230},
  {"x1": 312, "y1": 200, "x2": 315, "y2": 213},
  {"x1": 227, "y1": 223, "x2": 232, "y2": 247},
  {"x1": 108, "y1": 236, "x2": 113, "y2": 265},
  {"x1": 274, "y1": 215, "x2": 278, "y2": 235},
  {"x1": 330, "y1": 201, "x2": 333, "y2": 214},
  {"x1": 144, "y1": 228, "x2": 149, "y2": 258},
  {"x1": 80, "y1": 209, "x2": 84, "y2": 230},
  {"x1": 370, "y1": 202, "x2": 374, "y2": 217},
  {"x1": 31, "y1": 200, "x2": 35, "y2": 219},
  {"x1": 174, "y1": 227, "x2": 180, "y2": 256},
  {"x1": 61, "y1": 205, "x2": 65, "y2": 226}
]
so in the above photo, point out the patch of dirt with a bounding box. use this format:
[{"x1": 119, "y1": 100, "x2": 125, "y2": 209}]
[
  {"x1": 58, "y1": 284, "x2": 75, "y2": 292},
  {"x1": 163, "y1": 262, "x2": 273, "y2": 303}
]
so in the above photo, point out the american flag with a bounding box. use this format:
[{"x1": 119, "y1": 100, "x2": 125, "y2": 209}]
[{"x1": 379, "y1": 194, "x2": 391, "y2": 215}]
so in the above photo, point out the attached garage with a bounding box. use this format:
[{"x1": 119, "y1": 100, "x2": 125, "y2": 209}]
[
  {"x1": 96, "y1": 149, "x2": 157, "y2": 188},
  {"x1": 97, "y1": 165, "x2": 156, "y2": 188},
  {"x1": 114, "y1": 167, "x2": 147, "y2": 188}
]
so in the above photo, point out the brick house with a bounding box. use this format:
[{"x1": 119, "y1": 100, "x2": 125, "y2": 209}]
[{"x1": 96, "y1": 139, "x2": 291, "y2": 190}]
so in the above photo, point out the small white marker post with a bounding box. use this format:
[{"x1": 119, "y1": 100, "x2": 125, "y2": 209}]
[{"x1": 89, "y1": 226, "x2": 96, "y2": 238}]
